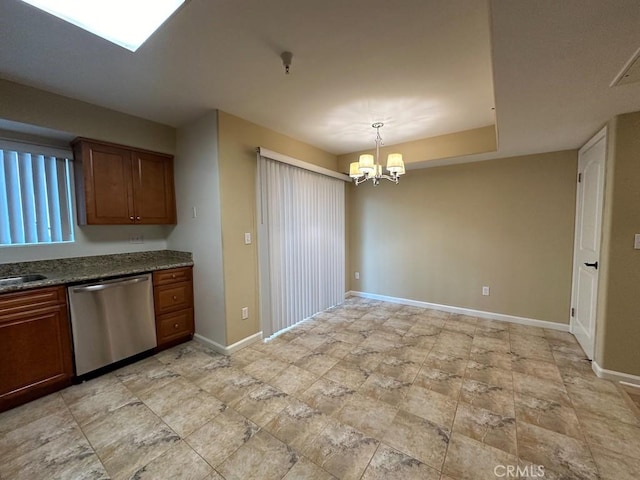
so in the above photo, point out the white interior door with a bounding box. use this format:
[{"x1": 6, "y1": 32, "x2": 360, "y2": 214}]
[{"x1": 570, "y1": 127, "x2": 607, "y2": 359}]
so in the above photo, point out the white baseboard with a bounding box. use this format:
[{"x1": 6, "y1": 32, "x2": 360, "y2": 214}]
[
  {"x1": 194, "y1": 331, "x2": 263, "y2": 356},
  {"x1": 348, "y1": 290, "x2": 570, "y2": 332},
  {"x1": 592, "y1": 361, "x2": 640, "y2": 387}
]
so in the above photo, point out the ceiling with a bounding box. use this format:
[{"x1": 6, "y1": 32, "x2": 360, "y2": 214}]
[{"x1": 1, "y1": 0, "x2": 639, "y2": 160}]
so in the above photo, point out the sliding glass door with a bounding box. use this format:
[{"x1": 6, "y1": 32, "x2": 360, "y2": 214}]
[{"x1": 257, "y1": 153, "x2": 345, "y2": 337}]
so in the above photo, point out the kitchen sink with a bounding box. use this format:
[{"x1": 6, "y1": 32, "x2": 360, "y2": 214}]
[{"x1": 0, "y1": 274, "x2": 47, "y2": 286}]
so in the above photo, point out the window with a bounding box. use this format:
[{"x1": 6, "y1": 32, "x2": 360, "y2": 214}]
[{"x1": 0, "y1": 144, "x2": 74, "y2": 246}]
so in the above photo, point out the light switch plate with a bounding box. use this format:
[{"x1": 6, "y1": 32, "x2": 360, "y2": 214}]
[
  {"x1": 244, "y1": 232, "x2": 251, "y2": 245},
  {"x1": 635, "y1": 234, "x2": 640, "y2": 250},
  {"x1": 482, "y1": 286, "x2": 490, "y2": 296}
]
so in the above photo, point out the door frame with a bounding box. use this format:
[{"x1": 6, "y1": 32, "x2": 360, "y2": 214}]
[{"x1": 569, "y1": 126, "x2": 607, "y2": 359}]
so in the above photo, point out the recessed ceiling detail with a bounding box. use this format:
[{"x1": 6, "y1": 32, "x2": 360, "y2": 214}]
[
  {"x1": 0, "y1": 0, "x2": 494, "y2": 154},
  {"x1": 2, "y1": 1, "x2": 640, "y2": 161},
  {"x1": 20, "y1": 0, "x2": 185, "y2": 52}
]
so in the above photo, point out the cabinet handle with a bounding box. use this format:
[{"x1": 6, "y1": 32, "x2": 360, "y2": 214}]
[
  {"x1": 171, "y1": 274, "x2": 176, "y2": 279},
  {"x1": 129, "y1": 216, "x2": 134, "y2": 222},
  {"x1": 174, "y1": 323, "x2": 179, "y2": 329},
  {"x1": 136, "y1": 216, "x2": 141, "y2": 221},
  {"x1": 173, "y1": 295, "x2": 178, "y2": 300}
]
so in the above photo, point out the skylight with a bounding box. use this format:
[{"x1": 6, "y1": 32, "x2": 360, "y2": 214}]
[{"x1": 21, "y1": 0, "x2": 185, "y2": 52}]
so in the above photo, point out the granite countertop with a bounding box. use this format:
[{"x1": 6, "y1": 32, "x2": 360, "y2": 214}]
[{"x1": 0, "y1": 250, "x2": 193, "y2": 294}]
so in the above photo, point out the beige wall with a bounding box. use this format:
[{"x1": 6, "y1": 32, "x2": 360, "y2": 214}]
[
  {"x1": 217, "y1": 111, "x2": 338, "y2": 345},
  {"x1": 0, "y1": 79, "x2": 175, "y2": 154},
  {"x1": 349, "y1": 150, "x2": 577, "y2": 323},
  {"x1": 0, "y1": 80, "x2": 177, "y2": 263},
  {"x1": 338, "y1": 125, "x2": 497, "y2": 173},
  {"x1": 596, "y1": 112, "x2": 640, "y2": 376}
]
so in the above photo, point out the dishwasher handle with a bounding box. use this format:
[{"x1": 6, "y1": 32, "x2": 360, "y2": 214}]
[{"x1": 72, "y1": 275, "x2": 149, "y2": 293}]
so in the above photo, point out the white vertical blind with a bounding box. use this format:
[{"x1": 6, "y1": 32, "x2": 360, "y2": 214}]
[
  {"x1": 0, "y1": 147, "x2": 74, "y2": 246},
  {"x1": 258, "y1": 154, "x2": 345, "y2": 337}
]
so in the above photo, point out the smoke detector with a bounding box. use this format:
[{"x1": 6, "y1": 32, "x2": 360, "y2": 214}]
[{"x1": 281, "y1": 51, "x2": 293, "y2": 75}]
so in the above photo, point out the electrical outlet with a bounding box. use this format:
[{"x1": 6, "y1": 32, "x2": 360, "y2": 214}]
[
  {"x1": 129, "y1": 234, "x2": 144, "y2": 244},
  {"x1": 244, "y1": 232, "x2": 252, "y2": 245},
  {"x1": 241, "y1": 307, "x2": 249, "y2": 319},
  {"x1": 635, "y1": 234, "x2": 640, "y2": 250},
  {"x1": 355, "y1": 272, "x2": 360, "y2": 280},
  {"x1": 482, "y1": 286, "x2": 490, "y2": 296}
]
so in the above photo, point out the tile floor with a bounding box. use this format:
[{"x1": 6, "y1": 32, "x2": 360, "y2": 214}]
[{"x1": 1, "y1": 297, "x2": 639, "y2": 479}]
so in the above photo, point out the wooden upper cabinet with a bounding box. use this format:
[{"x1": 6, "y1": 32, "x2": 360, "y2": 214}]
[
  {"x1": 132, "y1": 151, "x2": 176, "y2": 224},
  {"x1": 72, "y1": 138, "x2": 176, "y2": 225},
  {"x1": 74, "y1": 141, "x2": 133, "y2": 224}
]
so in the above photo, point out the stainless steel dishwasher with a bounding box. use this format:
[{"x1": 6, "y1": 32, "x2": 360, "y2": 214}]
[{"x1": 67, "y1": 274, "x2": 156, "y2": 376}]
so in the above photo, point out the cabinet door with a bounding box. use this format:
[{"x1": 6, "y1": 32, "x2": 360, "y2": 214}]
[
  {"x1": 156, "y1": 308, "x2": 194, "y2": 347},
  {"x1": 154, "y1": 281, "x2": 193, "y2": 315},
  {"x1": 131, "y1": 151, "x2": 176, "y2": 224},
  {"x1": 0, "y1": 305, "x2": 73, "y2": 412},
  {"x1": 153, "y1": 267, "x2": 192, "y2": 286},
  {"x1": 80, "y1": 142, "x2": 134, "y2": 224}
]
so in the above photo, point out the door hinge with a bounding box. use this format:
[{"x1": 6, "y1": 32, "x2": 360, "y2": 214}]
[
  {"x1": 578, "y1": 173, "x2": 582, "y2": 183},
  {"x1": 571, "y1": 307, "x2": 575, "y2": 317}
]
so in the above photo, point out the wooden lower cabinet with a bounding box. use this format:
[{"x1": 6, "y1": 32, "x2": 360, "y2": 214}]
[
  {"x1": 153, "y1": 267, "x2": 194, "y2": 350},
  {"x1": 157, "y1": 308, "x2": 194, "y2": 345},
  {"x1": 155, "y1": 282, "x2": 192, "y2": 314},
  {"x1": 0, "y1": 287, "x2": 73, "y2": 412}
]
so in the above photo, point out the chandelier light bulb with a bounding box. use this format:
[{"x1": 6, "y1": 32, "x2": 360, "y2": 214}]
[{"x1": 351, "y1": 123, "x2": 406, "y2": 186}]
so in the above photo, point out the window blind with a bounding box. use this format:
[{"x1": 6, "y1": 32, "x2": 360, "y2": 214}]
[
  {"x1": 0, "y1": 147, "x2": 74, "y2": 246},
  {"x1": 258, "y1": 153, "x2": 345, "y2": 337}
]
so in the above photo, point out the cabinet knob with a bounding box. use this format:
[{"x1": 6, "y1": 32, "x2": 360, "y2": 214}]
[
  {"x1": 173, "y1": 295, "x2": 178, "y2": 300},
  {"x1": 174, "y1": 323, "x2": 179, "y2": 329},
  {"x1": 136, "y1": 216, "x2": 141, "y2": 221},
  {"x1": 171, "y1": 274, "x2": 176, "y2": 279},
  {"x1": 129, "y1": 216, "x2": 134, "y2": 221}
]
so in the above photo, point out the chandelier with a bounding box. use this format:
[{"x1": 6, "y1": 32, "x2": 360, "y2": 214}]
[{"x1": 349, "y1": 122, "x2": 405, "y2": 186}]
